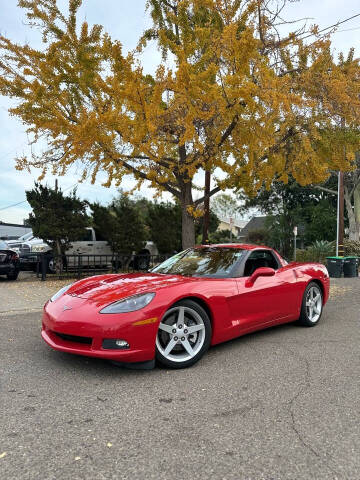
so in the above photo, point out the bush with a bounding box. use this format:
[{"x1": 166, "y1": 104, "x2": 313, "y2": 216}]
[
  {"x1": 344, "y1": 239, "x2": 360, "y2": 256},
  {"x1": 296, "y1": 240, "x2": 335, "y2": 264}
]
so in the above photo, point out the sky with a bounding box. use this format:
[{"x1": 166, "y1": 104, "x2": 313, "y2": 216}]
[{"x1": 0, "y1": 0, "x2": 360, "y2": 224}]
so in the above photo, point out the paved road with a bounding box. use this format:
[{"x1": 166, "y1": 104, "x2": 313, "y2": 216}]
[{"x1": 0, "y1": 279, "x2": 359, "y2": 480}]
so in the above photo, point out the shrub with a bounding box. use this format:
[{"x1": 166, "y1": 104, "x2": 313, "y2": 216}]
[
  {"x1": 344, "y1": 239, "x2": 360, "y2": 256},
  {"x1": 296, "y1": 240, "x2": 335, "y2": 264}
]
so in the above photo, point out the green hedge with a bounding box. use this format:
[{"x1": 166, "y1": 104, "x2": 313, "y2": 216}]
[
  {"x1": 296, "y1": 239, "x2": 360, "y2": 264},
  {"x1": 344, "y1": 240, "x2": 360, "y2": 256}
]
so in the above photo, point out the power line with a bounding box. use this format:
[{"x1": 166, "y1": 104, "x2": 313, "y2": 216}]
[
  {"x1": 0, "y1": 181, "x2": 83, "y2": 212},
  {"x1": 0, "y1": 200, "x2": 28, "y2": 212},
  {"x1": 299, "y1": 12, "x2": 360, "y2": 41}
]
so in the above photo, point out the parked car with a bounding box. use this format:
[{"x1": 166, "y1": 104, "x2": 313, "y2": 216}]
[
  {"x1": 41, "y1": 243, "x2": 330, "y2": 369},
  {"x1": 6, "y1": 231, "x2": 35, "y2": 246},
  {"x1": 13, "y1": 228, "x2": 159, "y2": 273},
  {"x1": 0, "y1": 240, "x2": 20, "y2": 280}
]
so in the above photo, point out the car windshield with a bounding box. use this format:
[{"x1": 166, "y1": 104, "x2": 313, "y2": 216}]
[
  {"x1": 18, "y1": 232, "x2": 33, "y2": 241},
  {"x1": 151, "y1": 247, "x2": 245, "y2": 278},
  {"x1": 0, "y1": 240, "x2": 9, "y2": 250}
]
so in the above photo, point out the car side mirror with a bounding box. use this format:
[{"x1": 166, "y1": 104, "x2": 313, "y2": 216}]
[{"x1": 245, "y1": 267, "x2": 275, "y2": 287}]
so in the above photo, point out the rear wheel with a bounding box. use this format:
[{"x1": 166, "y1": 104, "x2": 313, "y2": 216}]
[
  {"x1": 298, "y1": 282, "x2": 323, "y2": 327},
  {"x1": 47, "y1": 257, "x2": 56, "y2": 274},
  {"x1": 155, "y1": 299, "x2": 211, "y2": 369}
]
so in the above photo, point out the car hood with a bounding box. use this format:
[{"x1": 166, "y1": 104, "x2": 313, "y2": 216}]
[{"x1": 66, "y1": 273, "x2": 195, "y2": 306}]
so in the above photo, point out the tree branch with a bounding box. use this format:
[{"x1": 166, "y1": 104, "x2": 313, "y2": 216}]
[
  {"x1": 194, "y1": 186, "x2": 221, "y2": 206},
  {"x1": 218, "y1": 114, "x2": 239, "y2": 148},
  {"x1": 120, "y1": 159, "x2": 181, "y2": 198},
  {"x1": 314, "y1": 185, "x2": 337, "y2": 195}
]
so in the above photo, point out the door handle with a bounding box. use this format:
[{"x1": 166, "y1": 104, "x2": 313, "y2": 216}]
[{"x1": 87, "y1": 244, "x2": 93, "y2": 246}]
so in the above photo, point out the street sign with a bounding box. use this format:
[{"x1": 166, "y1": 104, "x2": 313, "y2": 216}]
[{"x1": 293, "y1": 226, "x2": 298, "y2": 236}]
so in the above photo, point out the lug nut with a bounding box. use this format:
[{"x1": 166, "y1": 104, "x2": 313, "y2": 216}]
[
  {"x1": 174, "y1": 336, "x2": 178, "y2": 341},
  {"x1": 178, "y1": 324, "x2": 183, "y2": 329},
  {"x1": 181, "y1": 337, "x2": 185, "y2": 341},
  {"x1": 184, "y1": 329, "x2": 188, "y2": 334},
  {"x1": 172, "y1": 329, "x2": 176, "y2": 334}
]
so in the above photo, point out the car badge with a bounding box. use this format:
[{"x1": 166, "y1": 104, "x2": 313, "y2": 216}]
[{"x1": 63, "y1": 305, "x2": 72, "y2": 311}]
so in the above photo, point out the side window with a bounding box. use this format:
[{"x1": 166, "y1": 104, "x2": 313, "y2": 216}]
[
  {"x1": 79, "y1": 229, "x2": 93, "y2": 242},
  {"x1": 94, "y1": 228, "x2": 108, "y2": 242},
  {"x1": 243, "y1": 250, "x2": 279, "y2": 277}
]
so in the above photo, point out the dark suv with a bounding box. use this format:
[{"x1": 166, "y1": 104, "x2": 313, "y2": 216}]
[{"x1": 0, "y1": 240, "x2": 20, "y2": 280}]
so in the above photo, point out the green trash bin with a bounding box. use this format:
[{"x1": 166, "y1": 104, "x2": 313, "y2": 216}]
[
  {"x1": 326, "y1": 257, "x2": 344, "y2": 278},
  {"x1": 343, "y1": 257, "x2": 358, "y2": 278}
]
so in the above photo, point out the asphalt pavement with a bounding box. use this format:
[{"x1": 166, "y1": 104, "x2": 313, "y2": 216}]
[{"x1": 0, "y1": 278, "x2": 359, "y2": 480}]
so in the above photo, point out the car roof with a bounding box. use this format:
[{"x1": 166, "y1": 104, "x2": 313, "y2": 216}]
[{"x1": 197, "y1": 243, "x2": 272, "y2": 251}]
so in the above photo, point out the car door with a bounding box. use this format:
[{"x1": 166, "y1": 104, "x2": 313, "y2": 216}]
[
  {"x1": 93, "y1": 228, "x2": 112, "y2": 267},
  {"x1": 234, "y1": 249, "x2": 298, "y2": 332},
  {"x1": 67, "y1": 228, "x2": 95, "y2": 267}
]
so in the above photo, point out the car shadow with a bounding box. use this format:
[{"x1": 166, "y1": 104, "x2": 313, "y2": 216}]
[
  {"x1": 209, "y1": 320, "x2": 300, "y2": 355},
  {"x1": 39, "y1": 321, "x2": 300, "y2": 377}
]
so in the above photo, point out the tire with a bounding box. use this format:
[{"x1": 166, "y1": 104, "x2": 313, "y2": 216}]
[
  {"x1": 155, "y1": 299, "x2": 212, "y2": 369},
  {"x1": 134, "y1": 250, "x2": 150, "y2": 270},
  {"x1": 7, "y1": 270, "x2": 19, "y2": 281},
  {"x1": 298, "y1": 282, "x2": 323, "y2": 327},
  {"x1": 47, "y1": 257, "x2": 56, "y2": 274}
]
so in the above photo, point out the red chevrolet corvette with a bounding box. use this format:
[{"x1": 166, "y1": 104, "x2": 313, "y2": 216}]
[{"x1": 42, "y1": 244, "x2": 330, "y2": 369}]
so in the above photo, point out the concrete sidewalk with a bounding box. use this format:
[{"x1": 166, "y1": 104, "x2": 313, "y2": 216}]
[{"x1": 0, "y1": 273, "x2": 70, "y2": 315}]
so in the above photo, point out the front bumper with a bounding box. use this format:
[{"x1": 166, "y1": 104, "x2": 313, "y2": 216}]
[{"x1": 41, "y1": 295, "x2": 161, "y2": 363}]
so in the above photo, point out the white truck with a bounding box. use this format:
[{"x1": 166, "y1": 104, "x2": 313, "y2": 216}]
[{"x1": 11, "y1": 227, "x2": 158, "y2": 273}]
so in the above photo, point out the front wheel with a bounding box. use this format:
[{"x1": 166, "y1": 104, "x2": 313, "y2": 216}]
[
  {"x1": 7, "y1": 270, "x2": 19, "y2": 281},
  {"x1": 156, "y1": 299, "x2": 211, "y2": 369},
  {"x1": 298, "y1": 282, "x2": 323, "y2": 327}
]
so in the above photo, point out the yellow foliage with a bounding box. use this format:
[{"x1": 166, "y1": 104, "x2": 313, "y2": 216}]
[{"x1": 1, "y1": 0, "x2": 360, "y2": 243}]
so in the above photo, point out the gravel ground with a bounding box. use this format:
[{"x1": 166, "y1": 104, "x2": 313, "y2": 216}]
[
  {"x1": 0, "y1": 272, "x2": 70, "y2": 315},
  {"x1": 0, "y1": 277, "x2": 359, "y2": 480}
]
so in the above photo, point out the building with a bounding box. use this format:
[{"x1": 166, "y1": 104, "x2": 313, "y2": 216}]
[
  {"x1": 218, "y1": 218, "x2": 247, "y2": 238},
  {"x1": 0, "y1": 222, "x2": 32, "y2": 240},
  {"x1": 238, "y1": 216, "x2": 269, "y2": 242}
]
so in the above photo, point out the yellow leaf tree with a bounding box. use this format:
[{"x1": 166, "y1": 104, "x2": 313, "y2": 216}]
[{"x1": 1, "y1": 0, "x2": 360, "y2": 248}]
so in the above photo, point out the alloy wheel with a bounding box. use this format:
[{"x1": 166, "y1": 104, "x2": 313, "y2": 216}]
[
  {"x1": 305, "y1": 286, "x2": 322, "y2": 323},
  {"x1": 156, "y1": 306, "x2": 206, "y2": 363}
]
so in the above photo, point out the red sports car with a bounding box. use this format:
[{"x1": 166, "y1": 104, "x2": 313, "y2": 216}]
[{"x1": 42, "y1": 244, "x2": 330, "y2": 369}]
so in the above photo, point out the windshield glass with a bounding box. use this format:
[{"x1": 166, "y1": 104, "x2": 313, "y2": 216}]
[
  {"x1": 17, "y1": 232, "x2": 33, "y2": 242},
  {"x1": 151, "y1": 247, "x2": 245, "y2": 277},
  {"x1": 0, "y1": 240, "x2": 9, "y2": 250}
]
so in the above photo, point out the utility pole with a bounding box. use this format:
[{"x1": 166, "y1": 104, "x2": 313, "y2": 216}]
[
  {"x1": 202, "y1": 170, "x2": 211, "y2": 244},
  {"x1": 337, "y1": 171, "x2": 345, "y2": 256},
  {"x1": 293, "y1": 226, "x2": 298, "y2": 261},
  {"x1": 55, "y1": 178, "x2": 58, "y2": 192},
  {"x1": 336, "y1": 117, "x2": 345, "y2": 257}
]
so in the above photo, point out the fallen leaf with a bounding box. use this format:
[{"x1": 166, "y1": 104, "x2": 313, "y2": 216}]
[
  {"x1": 74, "y1": 456, "x2": 81, "y2": 461},
  {"x1": 107, "y1": 442, "x2": 113, "y2": 448},
  {"x1": 0, "y1": 452, "x2": 7, "y2": 459}
]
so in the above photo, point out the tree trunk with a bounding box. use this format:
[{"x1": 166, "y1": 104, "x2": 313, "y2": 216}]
[
  {"x1": 180, "y1": 182, "x2": 195, "y2": 249},
  {"x1": 344, "y1": 187, "x2": 358, "y2": 241},
  {"x1": 55, "y1": 239, "x2": 62, "y2": 275},
  {"x1": 353, "y1": 183, "x2": 360, "y2": 241},
  {"x1": 202, "y1": 170, "x2": 211, "y2": 244}
]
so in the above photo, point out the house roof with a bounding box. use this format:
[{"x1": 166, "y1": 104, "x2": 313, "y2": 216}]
[{"x1": 239, "y1": 216, "x2": 268, "y2": 237}]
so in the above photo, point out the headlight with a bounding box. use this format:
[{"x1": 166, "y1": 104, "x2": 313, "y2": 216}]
[
  {"x1": 50, "y1": 284, "x2": 73, "y2": 302},
  {"x1": 32, "y1": 245, "x2": 47, "y2": 252},
  {"x1": 100, "y1": 293, "x2": 155, "y2": 314}
]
